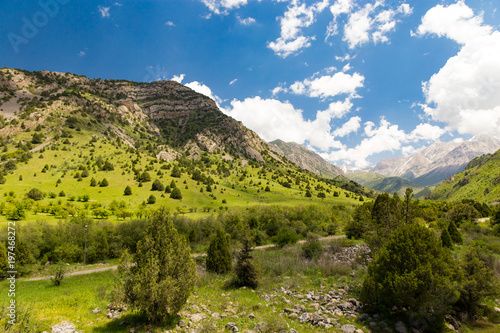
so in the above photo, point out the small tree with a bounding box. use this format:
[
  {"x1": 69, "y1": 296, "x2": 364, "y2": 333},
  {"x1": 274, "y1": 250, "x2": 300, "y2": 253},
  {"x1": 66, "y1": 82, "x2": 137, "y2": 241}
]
[
  {"x1": 100, "y1": 178, "x2": 109, "y2": 187},
  {"x1": 206, "y1": 229, "x2": 232, "y2": 274},
  {"x1": 441, "y1": 228, "x2": 453, "y2": 249},
  {"x1": 448, "y1": 221, "x2": 463, "y2": 244},
  {"x1": 124, "y1": 186, "x2": 132, "y2": 195},
  {"x1": 90, "y1": 178, "x2": 97, "y2": 187},
  {"x1": 151, "y1": 179, "x2": 165, "y2": 191},
  {"x1": 139, "y1": 171, "x2": 151, "y2": 182},
  {"x1": 121, "y1": 210, "x2": 196, "y2": 322},
  {"x1": 302, "y1": 235, "x2": 324, "y2": 260},
  {"x1": 147, "y1": 195, "x2": 156, "y2": 204},
  {"x1": 171, "y1": 166, "x2": 182, "y2": 178},
  {"x1": 50, "y1": 261, "x2": 68, "y2": 286},
  {"x1": 26, "y1": 188, "x2": 43, "y2": 201},
  {"x1": 170, "y1": 188, "x2": 182, "y2": 200},
  {"x1": 232, "y1": 237, "x2": 258, "y2": 289}
]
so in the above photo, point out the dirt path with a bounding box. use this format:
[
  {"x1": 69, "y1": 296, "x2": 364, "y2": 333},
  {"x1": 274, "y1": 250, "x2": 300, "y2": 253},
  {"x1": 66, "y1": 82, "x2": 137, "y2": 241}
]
[{"x1": 23, "y1": 235, "x2": 345, "y2": 281}]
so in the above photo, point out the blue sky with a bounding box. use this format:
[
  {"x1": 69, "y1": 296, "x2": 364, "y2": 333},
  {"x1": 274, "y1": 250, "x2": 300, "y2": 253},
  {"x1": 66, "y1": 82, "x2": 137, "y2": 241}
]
[{"x1": 1, "y1": 0, "x2": 499, "y2": 167}]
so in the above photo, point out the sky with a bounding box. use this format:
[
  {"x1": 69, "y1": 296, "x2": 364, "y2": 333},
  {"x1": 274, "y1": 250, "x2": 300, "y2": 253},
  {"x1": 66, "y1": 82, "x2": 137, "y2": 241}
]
[{"x1": 1, "y1": 0, "x2": 500, "y2": 168}]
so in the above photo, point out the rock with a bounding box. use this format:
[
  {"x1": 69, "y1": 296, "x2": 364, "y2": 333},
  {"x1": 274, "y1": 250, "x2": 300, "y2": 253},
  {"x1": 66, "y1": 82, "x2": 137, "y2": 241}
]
[
  {"x1": 106, "y1": 311, "x2": 120, "y2": 319},
  {"x1": 107, "y1": 302, "x2": 127, "y2": 312},
  {"x1": 289, "y1": 329, "x2": 299, "y2": 333},
  {"x1": 51, "y1": 322, "x2": 78, "y2": 333},
  {"x1": 355, "y1": 330, "x2": 364, "y2": 333},
  {"x1": 298, "y1": 312, "x2": 311, "y2": 323},
  {"x1": 494, "y1": 307, "x2": 500, "y2": 313},
  {"x1": 357, "y1": 313, "x2": 370, "y2": 322},
  {"x1": 190, "y1": 313, "x2": 204, "y2": 323},
  {"x1": 178, "y1": 319, "x2": 186, "y2": 327},
  {"x1": 212, "y1": 312, "x2": 220, "y2": 320},
  {"x1": 445, "y1": 315, "x2": 461, "y2": 330},
  {"x1": 289, "y1": 313, "x2": 298, "y2": 319},
  {"x1": 395, "y1": 321, "x2": 407, "y2": 333},
  {"x1": 226, "y1": 322, "x2": 239, "y2": 332},
  {"x1": 248, "y1": 313, "x2": 256, "y2": 319},
  {"x1": 338, "y1": 302, "x2": 353, "y2": 311},
  {"x1": 341, "y1": 324, "x2": 356, "y2": 333},
  {"x1": 91, "y1": 308, "x2": 100, "y2": 314}
]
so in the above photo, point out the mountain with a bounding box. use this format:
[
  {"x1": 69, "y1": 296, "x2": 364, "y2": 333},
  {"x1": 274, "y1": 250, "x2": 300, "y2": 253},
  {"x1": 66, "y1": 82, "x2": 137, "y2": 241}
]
[
  {"x1": 429, "y1": 149, "x2": 500, "y2": 203},
  {"x1": 348, "y1": 171, "x2": 425, "y2": 196},
  {"x1": 268, "y1": 139, "x2": 344, "y2": 178},
  {"x1": 370, "y1": 137, "x2": 500, "y2": 186},
  {"x1": 0, "y1": 67, "x2": 369, "y2": 219}
]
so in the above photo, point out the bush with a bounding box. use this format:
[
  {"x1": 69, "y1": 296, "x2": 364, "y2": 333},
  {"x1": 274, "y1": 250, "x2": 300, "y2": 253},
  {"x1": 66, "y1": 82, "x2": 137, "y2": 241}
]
[
  {"x1": 151, "y1": 179, "x2": 164, "y2": 191},
  {"x1": 138, "y1": 171, "x2": 151, "y2": 182},
  {"x1": 121, "y1": 210, "x2": 196, "y2": 322},
  {"x1": 361, "y1": 223, "x2": 459, "y2": 331},
  {"x1": 170, "y1": 187, "x2": 182, "y2": 200},
  {"x1": 448, "y1": 221, "x2": 463, "y2": 244},
  {"x1": 50, "y1": 261, "x2": 68, "y2": 286},
  {"x1": 124, "y1": 186, "x2": 132, "y2": 195},
  {"x1": 147, "y1": 195, "x2": 156, "y2": 204},
  {"x1": 206, "y1": 229, "x2": 232, "y2": 274},
  {"x1": 232, "y1": 237, "x2": 258, "y2": 289},
  {"x1": 273, "y1": 229, "x2": 299, "y2": 248},
  {"x1": 302, "y1": 236, "x2": 324, "y2": 260},
  {"x1": 441, "y1": 229, "x2": 453, "y2": 249},
  {"x1": 99, "y1": 178, "x2": 109, "y2": 187},
  {"x1": 26, "y1": 188, "x2": 43, "y2": 201}
]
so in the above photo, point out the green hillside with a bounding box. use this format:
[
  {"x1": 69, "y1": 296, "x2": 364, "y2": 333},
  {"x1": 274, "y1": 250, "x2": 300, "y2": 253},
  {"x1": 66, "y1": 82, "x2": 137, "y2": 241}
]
[
  {"x1": 0, "y1": 68, "x2": 373, "y2": 223},
  {"x1": 429, "y1": 149, "x2": 500, "y2": 203},
  {"x1": 348, "y1": 171, "x2": 425, "y2": 196}
]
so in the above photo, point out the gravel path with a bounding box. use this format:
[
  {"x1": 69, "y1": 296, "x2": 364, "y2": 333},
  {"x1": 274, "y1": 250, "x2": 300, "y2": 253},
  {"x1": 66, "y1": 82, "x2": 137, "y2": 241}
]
[{"x1": 23, "y1": 235, "x2": 345, "y2": 281}]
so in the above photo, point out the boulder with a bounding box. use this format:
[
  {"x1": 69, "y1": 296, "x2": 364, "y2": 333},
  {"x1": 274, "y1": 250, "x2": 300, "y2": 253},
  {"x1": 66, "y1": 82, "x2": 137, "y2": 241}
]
[{"x1": 341, "y1": 324, "x2": 356, "y2": 333}]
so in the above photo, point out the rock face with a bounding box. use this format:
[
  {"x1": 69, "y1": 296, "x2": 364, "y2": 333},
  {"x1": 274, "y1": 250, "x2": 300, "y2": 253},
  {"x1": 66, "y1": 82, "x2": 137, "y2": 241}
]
[
  {"x1": 370, "y1": 136, "x2": 500, "y2": 186},
  {"x1": 0, "y1": 68, "x2": 269, "y2": 162},
  {"x1": 269, "y1": 139, "x2": 344, "y2": 178}
]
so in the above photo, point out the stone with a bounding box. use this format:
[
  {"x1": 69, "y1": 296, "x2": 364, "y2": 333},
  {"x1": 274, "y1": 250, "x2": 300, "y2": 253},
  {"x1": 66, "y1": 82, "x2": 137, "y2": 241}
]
[
  {"x1": 445, "y1": 315, "x2": 461, "y2": 330},
  {"x1": 51, "y1": 321, "x2": 78, "y2": 333},
  {"x1": 298, "y1": 312, "x2": 311, "y2": 323},
  {"x1": 395, "y1": 321, "x2": 407, "y2": 333},
  {"x1": 91, "y1": 308, "x2": 100, "y2": 314},
  {"x1": 341, "y1": 324, "x2": 356, "y2": 333},
  {"x1": 355, "y1": 330, "x2": 364, "y2": 333},
  {"x1": 248, "y1": 313, "x2": 256, "y2": 319},
  {"x1": 289, "y1": 329, "x2": 299, "y2": 333},
  {"x1": 357, "y1": 313, "x2": 370, "y2": 322},
  {"x1": 190, "y1": 313, "x2": 204, "y2": 323},
  {"x1": 178, "y1": 320, "x2": 186, "y2": 327},
  {"x1": 226, "y1": 322, "x2": 239, "y2": 332},
  {"x1": 106, "y1": 311, "x2": 120, "y2": 319},
  {"x1": 289, "y1": 313, "x2": 298, "y2": 319},
  {"x1": 211, "y1": 312, "x2": 220, "y2": 320},
  {"x1": 494, "y1": 307, "x2": 500, "y2": 313}
]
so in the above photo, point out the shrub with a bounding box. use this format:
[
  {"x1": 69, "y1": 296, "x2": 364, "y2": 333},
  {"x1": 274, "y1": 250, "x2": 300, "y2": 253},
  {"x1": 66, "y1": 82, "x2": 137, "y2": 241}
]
[
  {"x1": 448, "y1": 221, "x2": 463, "y2": 244},
  {"x1": 273, "y1": 229, "x2": 299, "y2": 248},
  {"x1": 171, "y1": 166, "x2": 182, "y2": 178},
  {"x1": 147, "y1": 195, "x2": 156, "y2": 204},
  {"x1": 120, "y1": 210, "x2": 196, "y2": 322},
  {"x1": 206, "y1": 229, "x2": 232, "y2": 274},
  {"x1": 232, "y1": 237, "x2": 258, "y2": 289},
  {"x1": 441, "y1": 229, "x2": 453, "y2": 249},
  {"x1": 124, "y1": 186, "x2": 132, "y2": 195},
  {"x1": 302, "y1": 236, "x2": 324, "y2": 260},
  {"x1": 170, "y1": 187, "x2": 182, "y2": 200},
  {"x1": 361, "y1": 223, "x2": 459, "y2": 331},
  {"x1": 26, "y1": 188, "x2": 43, "y2": 201},
  {"x1": 50, "y1": 261, "x2": 67, "y2": 286},
  {"x1": 100, "y1": 178, "x2": 109, "y2": 187},
  {"x1": 151, "y1": 179, "x2": 165, "y2": 191},
  {"x1": 138, "y1": 171, "x2": 151, "y2": 182}
]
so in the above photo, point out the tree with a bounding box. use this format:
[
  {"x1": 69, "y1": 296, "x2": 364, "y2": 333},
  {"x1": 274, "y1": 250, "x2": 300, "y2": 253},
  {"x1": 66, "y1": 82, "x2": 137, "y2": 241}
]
[
  {"x1": 124, "y1": 186, "x2": 132, "y2": 196},
  {"x1": 81, "y1": 168, "x2": 90, "y2": 178},
  {"x1": 121, "y1": 210, "x2": 196, "y2": 322},
  {"x1": 206, "y1": 229, "x2": 232, "y2": 274},
  {"x1": 147, "y1": 195, "x2": 156, "y2": 204},
  {"x1": 102, "y1": 160, "x2": 114, "y2": 171},
  {"x1": 265, "y1": 186, "x2": 271, "y2": 192},
  {"x1": 151, "y1": 179, "x2": 165, "y2": 191},
  {"x1": 232, "y1": 237, "x2": 258, "y2": 289},
  {"x1": 448, "y1": 221, "x2": 463, "y2": 244},
  {"x1": 447, "y1": 203, "x2": 480, "y2": 226},
  {"x1": 50, "y1": 261, "x2": 68, "y2": 286},
  {"x1": 403, "y1": 188, "x2": 414, "y2": 224},
  {"x1": 100, "y1": 178, "x2": 109, "y2": 187},
  {"x1": 456, "y1": 248, "x2": 499, "y2": 319},
  {"x1": 441, "y1": 229, "x2": 453, "y2": 249},
  {"x1": 345, "y1": 203, "x2": 371, "y2": 239},
  {"x1": 305, "y1": 190, "x2": 312, "y2": 197},
  {"x1": 170, "y1": 188, "x2": 182, "y2": 200},
  {"x1": 139, "y1": 171, "x2": 151, "y2": 182},
  {"x1": 90, "y1": 178, "x2": 97, "y2": 187},
  {"x1": 0, "y1": 242, "x2": 7, "y2": 272},
  {"x1": 361, "y1": 223, "x2": 459, "y2": 331},
  {"x1": 31, "y1": 133, "x2": 44, "y2": 144},
  {"x1": 26, "y1": 188, "x2": 43, "y2": 201},
  {"x1": 171, "y1": 166, "x2": 182, "y2": 178},
  {"x1": 317, "y1": 192, "x2": 326, "y2": 199}
]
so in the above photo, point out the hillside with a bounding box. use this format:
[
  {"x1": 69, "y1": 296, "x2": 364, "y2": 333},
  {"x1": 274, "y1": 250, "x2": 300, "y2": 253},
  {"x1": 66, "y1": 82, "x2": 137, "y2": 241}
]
[
  {"x1": 0, "y1": 67, "x2": 370, "y2": 222},
  {"x1": 348, "y1": 171, "x2": 425, "y2": 196},
  {"x1": 429, "y1": 149, "x2": 500, "y2": 203},
  {"x1": 371, "y1": 137, "x2": 500, "y2": 186},
  {"x1": 269, "y1": 139, "x2": 344, "y2": 178}
]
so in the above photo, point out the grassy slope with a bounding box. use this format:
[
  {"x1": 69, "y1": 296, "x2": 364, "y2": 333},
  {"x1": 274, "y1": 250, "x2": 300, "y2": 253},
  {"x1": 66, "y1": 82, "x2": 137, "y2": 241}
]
[
  {"x1": 430, "y1": 150, "x2": 500, "y2": 203},
  {"x1": 348, "y1": 171, "x2": 424, "y2": 196}
]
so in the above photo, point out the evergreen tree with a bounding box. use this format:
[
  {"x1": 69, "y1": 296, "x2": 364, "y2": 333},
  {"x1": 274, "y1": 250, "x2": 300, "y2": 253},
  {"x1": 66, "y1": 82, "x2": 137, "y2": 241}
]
[
  {"x1": 100, "y1": 178, "x2": 109, "y2": 187},
  {"x1": 206, "y1": 229, "x2": 232, "y2": 274},
  {"x1": 81, "y1": 168, "x2": 90, "y2": 178},
  {"x1": 170, "y1": 188, "x2": 182, "y2": 200},
  {"x1": 95, "y1": 229, "x2": 109, "y2": 261},
  {"x1": 151, "y1": 179, "x2": 165, "y2": 191},
  {"x1": 26, "y1": 188, "x2": 43, "y2": 201},
  {"x1": 120, "y1": 210, "x2": 196, "y2": 322},
  {"x1": 305, "y1": 190, "x2": 312, "y2": 197},
  {"x1": 90, "y1": 178, "x2": 97, "y2": 187},
  {"x1": 171, "y1": 166, "x2": 182, "y2": 178},
  {"x1": 139, "y1": 171, "x2": 151, "y2": 182},
  {"x1": 124, "y1": 186, "x2": 132, "y2": 195},
  {"x1": 233, "y1": 237, "x2": 258, "y2": 289},
  {"x1": 448, "y1": 221, "x2": 463, "y2": 244},
  {"x1": 441, "y1": 228, "x2": 453, "y2": 249},
  {"x1": 169, "y1": 180, "x2": 176, "y2": 188},
  {"x1": 147, "y1": 195, "x2": 156, "y2": 204},
  {"x1": 164, "y1": 186, "x2": 171, "y2": 194}
]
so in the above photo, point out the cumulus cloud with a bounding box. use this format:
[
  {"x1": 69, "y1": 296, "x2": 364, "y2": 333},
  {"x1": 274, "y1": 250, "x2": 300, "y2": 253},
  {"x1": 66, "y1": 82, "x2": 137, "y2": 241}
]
[
  {"x1": 200, "y1": 0, "x2": 248, "y2": 15},
  {"x1": 416, "y1": 1, "x2": 500, "y2": 136},
  {"x1": 289, "y1": 71, "x2": 364, "y2": 99},
  {"x1": 171, "y1": 74, "x2": 185, "y2": 83},
  {"x1": 171, "y1": 74, "x2": 223, "y2": 105},
  {"x1": 165, "y1": 21, "x2": 176, "y2": 27},
  {"x1": 326, "y1": 1, "x2": 412, "y2": 49},
  {"x1": 332, "y1": 116, "x2": 361, "y2": 137},
  {"x1": 98, "y1": 6, "x2": 111, "y2": 18},
  {"x1": 268, "y1": 0, "x2": 329, "y2": 57}
]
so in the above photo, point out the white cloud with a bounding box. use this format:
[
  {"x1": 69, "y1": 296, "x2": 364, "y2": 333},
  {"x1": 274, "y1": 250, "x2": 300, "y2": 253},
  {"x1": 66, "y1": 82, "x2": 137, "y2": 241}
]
[
  {"x1": 165, "y1": 21, "x2": 176, "y2": 27},
  {"x1": 268, "y1": 0, "x2": 329, "y2": 57},
  {"x1": 201, "y1": 0, "x2": 248, "y2": 15},
  {"x1": 332, "y1": 116, "x2": 361, "y2": 137},
  {"x1": 78, "y1": 51, "x2": 86, "y2": 57},
  {"x1": 408, "y1": 123, "x2": 446, "y2": 142},
  {"x1": 186, "y1": 81, "x2": 223, "y2": 105},
  {"x1": 417, "y1": 1, "x2": 500, "y2": 137},
  {"x1": 98, "y1": 6, "x2": 110, "y2": 18},
  {"x1": 289, "y1": 71, "x2": 364, "y2": 99},
  {"x1": 237, "y1": 15, "x2": 256, "y2": 25},
  {"x1": 229, "y1": 78, "x2": 238, "y2": 85},
  {"x1": 171, "y1": 74, "x2": 185, "y2": 83}
]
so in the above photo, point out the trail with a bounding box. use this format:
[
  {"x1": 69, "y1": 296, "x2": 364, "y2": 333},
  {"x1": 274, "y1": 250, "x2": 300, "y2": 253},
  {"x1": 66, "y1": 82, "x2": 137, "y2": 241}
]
[{"x1": 23, "y1": 235, "x2": 345, "y2": 281}]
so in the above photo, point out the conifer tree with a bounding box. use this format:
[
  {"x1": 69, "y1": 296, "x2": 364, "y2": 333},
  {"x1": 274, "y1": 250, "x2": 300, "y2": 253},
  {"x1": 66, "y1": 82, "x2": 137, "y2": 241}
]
[
  {"x1": 121, "y1": 210, "x2": 196, "y2": 322},
  {"x1": 441, "y1": 228, "x2": 453, "y2": 249},
  {"x1": 151, "y1": 179, "x2": 165, "y2": 191},
  {"x1": 124, "y1": 186, "x2": 132, "y2": 195},
  {"x1": 448, "y1": 221, "x2": 463, "y2": 244},
  {"x1": 206, "y1": 229, "x2": 232, "y2": 274},
  {"x1": 233, "y1": 237, "x2": 258, "y2": 289},
  {"x1": 170, "y1": 187, "x2": 182, "y2": 200}
]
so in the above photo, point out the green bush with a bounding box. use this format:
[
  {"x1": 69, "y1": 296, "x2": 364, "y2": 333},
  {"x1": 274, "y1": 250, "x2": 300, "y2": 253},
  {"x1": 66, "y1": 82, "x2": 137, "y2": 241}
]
[
  {"x1": 206, "y1": 229, "x2": 232, "y2": 274},
  {"x1": 232, "y1": 238, "x2": 258, "y2": 289},
  {"x1": 124, "y1": 186, "x2": 132, "y2": 195},
  {"x1": 448, "y1": 221, "x2": 463, "y2": 244},
  {"x1": 26, "y1": 188, "x2": 43, "y2": 201},
  {"x1": 121, "y1": 210, "x2": 196, "y2": 322},
  {"x1": 151, "y1": 179, "x2": 164, "y2": 191},
  {"x1": 273, "y1": 229, "x2": 299, "y2": 248},
  {"x1": 170, "y1": 187, "x2": 182, "y2": 200},
  {"x1": 147, "y1": 195, "x2": 156, "y2": 204},
  {"x1": 302, "y1": 236, "x2": 323, "y2": 260}
]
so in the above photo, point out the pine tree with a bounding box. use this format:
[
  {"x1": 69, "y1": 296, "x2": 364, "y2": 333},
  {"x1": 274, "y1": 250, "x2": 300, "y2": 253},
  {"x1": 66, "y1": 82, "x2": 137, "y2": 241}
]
[
  {"x1": 124, "y1": 186, "x2": 132, "y2": 195},
  {"x1": 121, "y1": 210, "x2": 196, "y2": 322},
  {"x1": 100, "y1": 178, "x2": 109, "y2": 187},
  {"x1": 206, "y1": 229, "x2": 232, "y2": 274},
  {"x1": 151, "y1": 179, "x2": 165, "y2": 191},
  {"x1": 170, "y1": 188, "x2": 182, "y2": 200},
  {"x1": 233, "y1": 237, "x2": 258, "y2": 289},
  {"x1": 147, "y1": 195, "x2": 156, "y2": 204},
  {"x1": 441, "y1": 228, "x2": 453, "y2": 249},
  {"x1": 90, "y1": 178, "x2": 97, "y2": 187},
  {"x1": 171, "y1": 166, "x2": 182, "y2": 178},
  {"x1": 448, "y1": 221, "x2": 463, "y2": 244}
]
